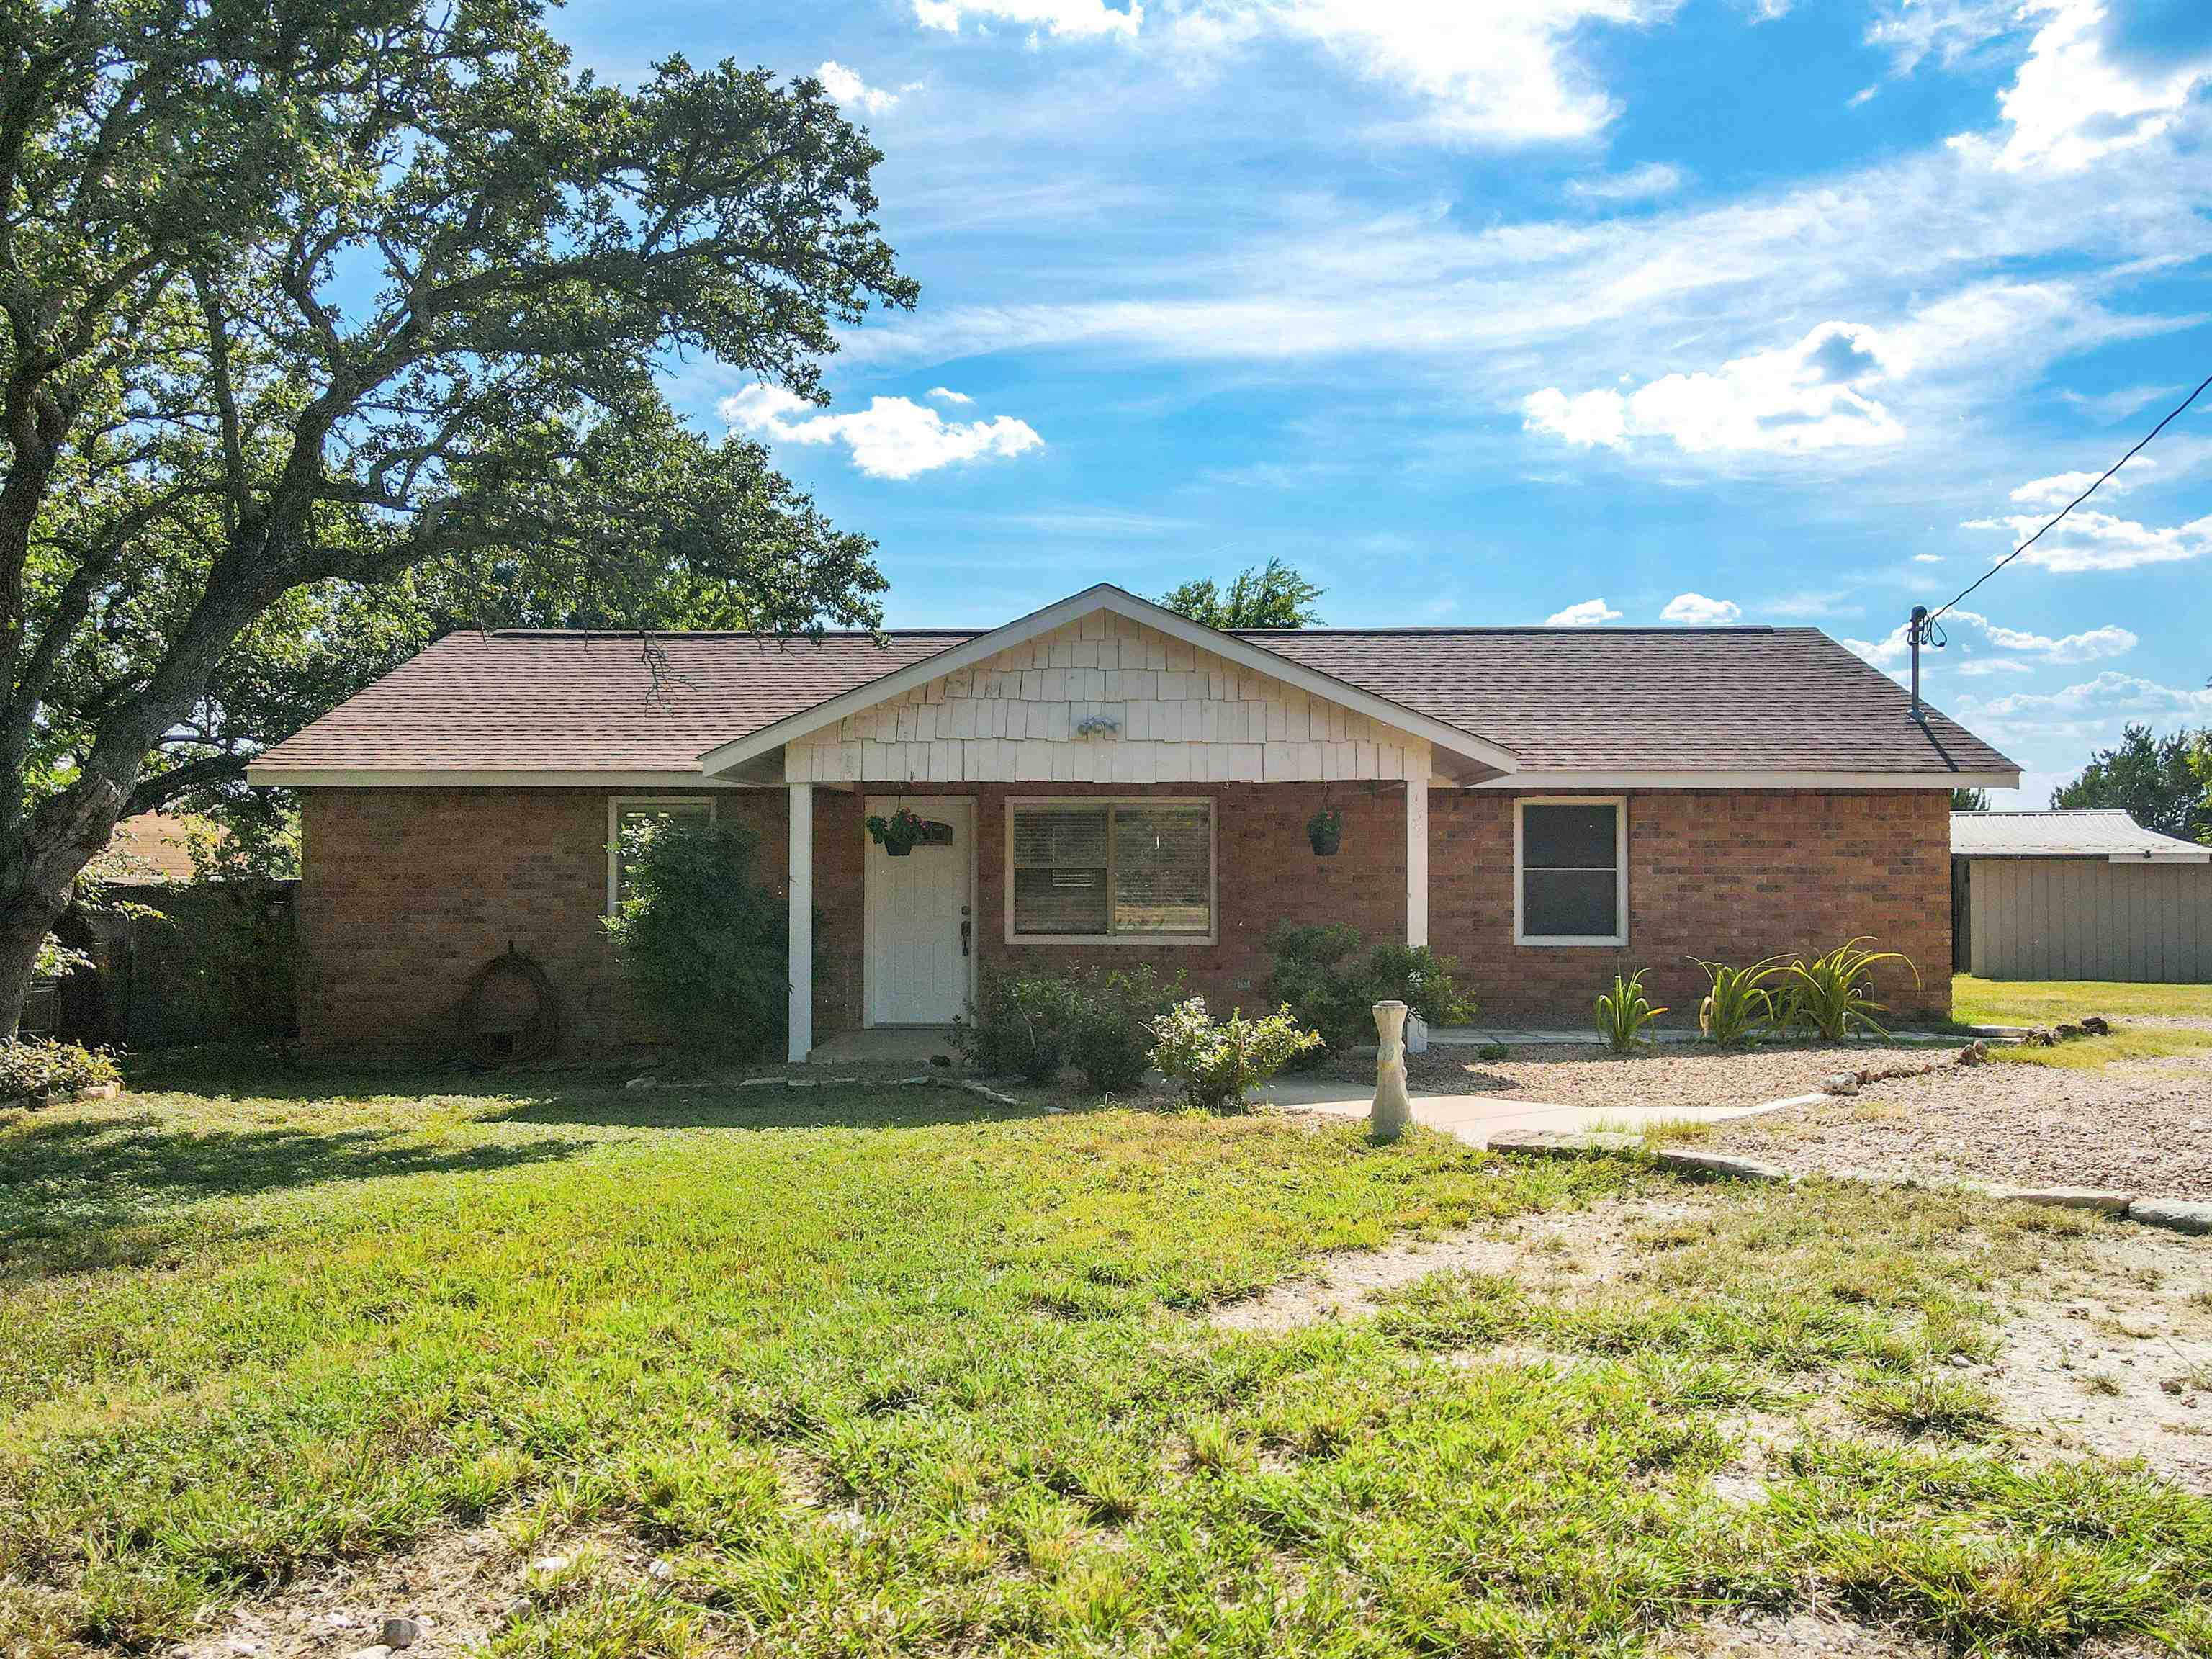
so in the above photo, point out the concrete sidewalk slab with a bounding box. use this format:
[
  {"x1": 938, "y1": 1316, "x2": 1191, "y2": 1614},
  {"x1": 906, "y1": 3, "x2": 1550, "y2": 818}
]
[{"x1": 1251, "y1": 1076, "x2": 1797, "y2": 1149}]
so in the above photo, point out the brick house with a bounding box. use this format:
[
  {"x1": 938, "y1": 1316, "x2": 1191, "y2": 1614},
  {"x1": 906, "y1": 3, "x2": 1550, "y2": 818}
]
[{"x1": 248, "y1": 583, "x2": 2018, "y2": 1058}]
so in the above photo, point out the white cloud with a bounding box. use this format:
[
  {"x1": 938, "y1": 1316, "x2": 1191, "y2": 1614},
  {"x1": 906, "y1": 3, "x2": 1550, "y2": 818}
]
[
  {"x1": 1660, "y1": 592, "x2": 1742, "y2": 625},
  {"x1": 1962, "y1": 507, "x2": 2212, "y2": 572},
  {"x1": 815, "y1": 61, "x2": 902, "y2": 115},
  {"x1": 914, "y1": 0, "x2": 1141, "y2": 38},
  {"x1": 1966, "y1": 671, "x2": 2212, "y2": 722},
  {"x1": 723, "y1": 386, "x2": 1045, "y2": 480},
  {"x1": 1845, "y1": 607, "x2": 2136, "y2": 670},
  {"x1": 1545, "y1": 597, "x2": 1622, "y2": 626},
  {"x1": 1986, "y1": 0, "x2": 2212, "y2": 173},
  {"x1": 1764, "y1": 590, "x2": 1856, "y2": 619},
  {"x1": 1866, "y1": 0, "x2": 2023, "y2": 78},
  {"x1": 1565, "y1": 161, "x2": 1685, "y2": 203},
  {"x1": 1913, "y1": 553, "x2": 1946, "y2": 563},
  {"x1": 1172, "y1": 0, "x2": 1675, "y2": 144},
  {"x1": 926, "y1": 386, "x2": 974, "y2": 404},
  {"x1": 1525, "y1": 321, "x2": 1903, "y2": 455},
  {"x1": 2059, "y1": 382, "x2": 2189, "y2": 423},
  {"x1": 2008, "y1": 455, "x2": 2152, "y2": 506}
]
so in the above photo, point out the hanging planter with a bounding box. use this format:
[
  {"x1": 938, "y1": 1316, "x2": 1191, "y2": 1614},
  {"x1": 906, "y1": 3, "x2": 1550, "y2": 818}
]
[
  {"x1": 1307, "y1": 806, "x2": 1343, "y2": 858},
  {"x1": 867, "y1": 806, "x2": 928, "y2": 858}
]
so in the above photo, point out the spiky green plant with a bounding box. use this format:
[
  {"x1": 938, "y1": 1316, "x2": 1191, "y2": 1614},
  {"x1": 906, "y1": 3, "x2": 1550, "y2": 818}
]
[
  {"x1": 1781, "y1": 938, "x2": 1920, "y2": 1040},
  {"x1": 1594, "y1": 969, "x2": 1667, "y2": 1054},
  {"x1": 1693, "y1": 956, "x2": 1786, "y2": 1046}
]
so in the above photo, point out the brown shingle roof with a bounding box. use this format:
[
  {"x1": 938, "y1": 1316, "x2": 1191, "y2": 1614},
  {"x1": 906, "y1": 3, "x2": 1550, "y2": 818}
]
[
  {"x1": 253, "y1": 619, "x2": 2014, "y2": 780},
  {"x1": 1239, "y1": 626, "x2": 2013, "y2": 775}
]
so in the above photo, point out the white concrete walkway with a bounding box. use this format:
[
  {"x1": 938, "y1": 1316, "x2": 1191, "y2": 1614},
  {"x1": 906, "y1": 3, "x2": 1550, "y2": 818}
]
[{"x1": 1251, "y1": 1075, "x2": 1812, "y2": 1149}]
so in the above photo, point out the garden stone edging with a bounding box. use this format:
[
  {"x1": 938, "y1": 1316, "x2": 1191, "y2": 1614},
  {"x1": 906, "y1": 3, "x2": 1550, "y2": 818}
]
[{"x1": 1483, "y1": 1125, "x2": 2212, "y2": 1238}]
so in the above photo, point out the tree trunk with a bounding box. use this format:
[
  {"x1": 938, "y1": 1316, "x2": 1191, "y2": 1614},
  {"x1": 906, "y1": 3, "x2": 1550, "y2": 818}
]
[{"x1": 0, "y1": 775, "x2": 132, "y2": 1040}]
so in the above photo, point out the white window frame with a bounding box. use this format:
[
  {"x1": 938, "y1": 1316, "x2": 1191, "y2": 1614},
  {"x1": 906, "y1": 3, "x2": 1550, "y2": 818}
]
[
  {"x1": 606, "y1": 794, "x2": 717, "y2": 917},
  {"x1": 1514, "y1": 794, "x2": 1629, "y2": 948},
  {"x1": 1004, "y1": 796, "x2": 1218, "y2": 946}
]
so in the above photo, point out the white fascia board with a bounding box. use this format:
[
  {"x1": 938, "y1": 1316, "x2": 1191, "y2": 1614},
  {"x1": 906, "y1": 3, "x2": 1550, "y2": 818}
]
[
  {"x1": 1469, "y1": 769, "x2": 2022, "y2": 791},
  {"x1": 695, "y1": 583, "x2": 1519, "y2": 781},
  {"x1": 247, "y1": 766, "x2": 755, "y2": 788}
]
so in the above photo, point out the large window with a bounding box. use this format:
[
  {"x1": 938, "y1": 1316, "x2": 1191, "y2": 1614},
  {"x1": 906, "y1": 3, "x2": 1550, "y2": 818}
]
[
  {"x1": 607, "y1": 796, "x2": 714, "y2": 914},
  {"x1": 1515, "y1": 797, "x2": 1627, "y2": 946},
  {"x1": 1007, "y1": 799, "x2": 1215, "y2": 943}
]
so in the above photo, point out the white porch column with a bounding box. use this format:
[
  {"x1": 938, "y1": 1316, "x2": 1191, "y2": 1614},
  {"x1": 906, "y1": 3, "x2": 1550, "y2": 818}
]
[
  {"x1": 1405, "y1": 775, "x2": 1429, "y2": 948},
  {"x1": 787, "y1": 783, "x2": 814, "y2": 1063}
]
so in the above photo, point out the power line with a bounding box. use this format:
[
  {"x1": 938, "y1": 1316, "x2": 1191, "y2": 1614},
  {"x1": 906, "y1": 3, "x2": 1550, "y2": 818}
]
[{"x1": 1923, "y1": 372, "x2": 2212, "y2": 631}]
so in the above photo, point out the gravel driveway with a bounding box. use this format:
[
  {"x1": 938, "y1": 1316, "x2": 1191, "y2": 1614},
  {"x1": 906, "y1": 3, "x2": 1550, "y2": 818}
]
[{"x1": 1706, "y1": 1048, "x2": 2212, "y2": 1199}]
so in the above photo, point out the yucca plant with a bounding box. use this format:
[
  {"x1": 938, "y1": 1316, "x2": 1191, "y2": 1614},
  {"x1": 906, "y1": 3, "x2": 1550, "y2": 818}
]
[
  {"x1": 1692, "y1": 956, "x2": 1786, "y2": 1046},
  {"x1": 1594, "y1": 969, "x2": 1667, "y2": 1054},
  {"x1": 1781, "y1": 938, "x2": 1920, "y2": 1040}
]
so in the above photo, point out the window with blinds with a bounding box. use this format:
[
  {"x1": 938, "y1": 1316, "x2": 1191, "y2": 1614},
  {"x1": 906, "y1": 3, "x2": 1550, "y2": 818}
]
[
  {"x1": 608, "y1": 798, "x2": 714, "y2": 913},
  {"x1": 1008, "y1": 800, "x2": 1214, "y2": 940},
  {"x1": 1516, "y1": 798, "x2": 1627, "y2": 945}
]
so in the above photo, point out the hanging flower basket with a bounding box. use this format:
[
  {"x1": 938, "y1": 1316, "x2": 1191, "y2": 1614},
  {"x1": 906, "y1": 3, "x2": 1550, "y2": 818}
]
[
  {"x1": 867, "y1": 806, "x2": 928, "y2": 857},
  {"x1": 1307, "y1": 808, "x2": 1342, "y2": 857}
]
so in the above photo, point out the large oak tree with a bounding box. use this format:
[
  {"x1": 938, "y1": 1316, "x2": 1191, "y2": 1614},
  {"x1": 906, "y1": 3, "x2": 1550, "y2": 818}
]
[{"x1": 0, "y1": 0, "x2": 917, "y2": 1031}]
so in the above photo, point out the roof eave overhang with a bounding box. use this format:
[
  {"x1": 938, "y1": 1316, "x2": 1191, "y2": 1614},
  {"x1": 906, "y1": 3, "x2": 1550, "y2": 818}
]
[
  {"x1": 695, "y1": 583, "x2": 1519, "y2": 784},
  {"x1": 1473, "y1": 768, "x2": 2022, "y2": 791}
]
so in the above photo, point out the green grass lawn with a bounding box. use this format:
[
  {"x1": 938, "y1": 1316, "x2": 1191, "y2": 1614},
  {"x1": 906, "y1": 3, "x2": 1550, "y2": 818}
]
[
  {"x1": 4, "y1": 1057, "x2": 2211, "y2": 1657},
  {"x1": 1955, "y1": 974, "x2": 2212, "y2": 1026}
]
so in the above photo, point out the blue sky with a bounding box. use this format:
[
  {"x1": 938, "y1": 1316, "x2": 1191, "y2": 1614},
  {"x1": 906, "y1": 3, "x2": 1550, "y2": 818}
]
[{"x1": 564, "y1": 0, "x2": 2211, "y2": 805}]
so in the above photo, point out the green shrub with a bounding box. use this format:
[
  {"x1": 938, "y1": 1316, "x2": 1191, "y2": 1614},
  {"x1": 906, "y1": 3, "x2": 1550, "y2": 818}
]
[
  {"x1": 1594, "y1": 968, "x2": 1667, "y2": 1053},
  {"x1": 0, "y1": 1038, "x2": 120, "y2": 1105},
  {"x1": 604, "y1": 817, "x2": 791, "y2": 1060},
  {"x1": 1694, "y1": 956, "x2": 1786, "y2": 1046},
  {"x1": 1265, "y1": 924, "x2": 1474, "y2": 1063},
  {"x1": 1782, "y1": 939, "x2": 1920, "y2": 1040},
  {"x1": 955, "y1": 974, "x2": 1081, "y2": 1081},
  {"x1": 1145, "y1": 997, "x2": 1321, "y2": 1112},
  {"x1": 1064, "y1": 963, "x2": 1184, "y2": 1092}
]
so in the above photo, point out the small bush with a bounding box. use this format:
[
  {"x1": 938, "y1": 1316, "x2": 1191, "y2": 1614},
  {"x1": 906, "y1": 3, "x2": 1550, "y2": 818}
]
[
  {"x1": 1145, "y1": 998, "x2": 1320, "y2": 1112},
  {"x1": 0, "y1": 1038, "x2": 120, "y2": 1105},
  {"x1": 605, "y1": 818, "x2": 791, "y2": 1060},
  {"x1": 1594, "y1": 968, "x2": 1667, "y2": 1053},
  {"x1": 1782, "y1": 938, "x2": 1920, "y2": 1040},
  {"x1": 1694, "y1": 956, "x2": 1786, "y2": 1046},
  {"x1": 955, "y1": 974, "x2": 1080, "y2": 1082},
  {"x1": 1266, "y1": 924, "x2": 1474, "y2": 1063},
  {"x1": 1064, "y1": 963, "x2": 1184, "y2": 1092}
]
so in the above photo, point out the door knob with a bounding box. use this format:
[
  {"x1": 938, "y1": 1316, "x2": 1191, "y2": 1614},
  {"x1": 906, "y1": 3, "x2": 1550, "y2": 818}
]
[{"x1": 961, "y1": 917, "x2": 972, "y2": 957}]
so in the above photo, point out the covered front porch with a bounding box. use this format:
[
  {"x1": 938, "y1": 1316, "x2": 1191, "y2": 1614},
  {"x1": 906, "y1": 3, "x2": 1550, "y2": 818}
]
[{"x1": 692, "y1": 585, "x2": 1516, "y2": 1062}]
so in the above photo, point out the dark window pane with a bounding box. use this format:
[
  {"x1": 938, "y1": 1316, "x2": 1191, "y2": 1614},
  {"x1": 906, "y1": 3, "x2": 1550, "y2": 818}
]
[
  {"x1": 1523, "y1": 804, "x2": 1617, "y2": 871},
  {"x1": 1112, "y1": 805, "x2": 1211, "y2": 935},
  {"x1": 1013, "y1": 866, "x2": 1109, "y2": 935},
  {"x1": 1523, "y1": 869, "x2": 1619, "y2": 938}
]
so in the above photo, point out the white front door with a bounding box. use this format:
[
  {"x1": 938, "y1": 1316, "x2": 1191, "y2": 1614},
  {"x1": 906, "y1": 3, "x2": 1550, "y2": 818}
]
[{"x1": 863, "y1": 796, "x2": 976, "y2": 1026}]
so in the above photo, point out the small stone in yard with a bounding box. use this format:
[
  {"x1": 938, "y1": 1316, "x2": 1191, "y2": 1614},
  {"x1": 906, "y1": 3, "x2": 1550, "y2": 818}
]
[
  {"x1": 930, "y1": 1053, "x2": 953, "y2": 1067},
  {"x1": 379, "y1": 1617, "x2": 420, "y2": 1650},
  {"x1": 737, "y1": 1076, "x2": 782, "y2": 1089},
  {"x1": 2162, "y1": 1378, "x2": 2185, "y2": 1395},
  {"x1": 502, "y1": 1596, "x2": 532, "y2": 1621},
  {"x1": 648, "y1": 1558, "x2": 675, "y2": 1581},
  {"x1": 1822, "y1": 1072, "x2": 1858, "y2": 1095},
  {"x1": 624, "y1": 1074, "x2": 657, "y2": 1091},
  {"x1": 2056, "y1": 1022, "x2": 2084, "y2": 1041},
  {"x1": 2081, "y1": 1015, "x2": 2110, "y2": 1036},
  {"x1": 531, "y1": 1555, "x2": 570, "y2": 1575},
  {"x1": 2023, "y1": 1026, "x2": 2057, "y2": 1048}
]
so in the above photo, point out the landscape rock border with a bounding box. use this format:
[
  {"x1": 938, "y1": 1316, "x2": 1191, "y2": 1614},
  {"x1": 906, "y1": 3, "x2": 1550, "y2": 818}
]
[{"x1": 1485, "y1": 1126, "x2": 2212, "y2": 1238}]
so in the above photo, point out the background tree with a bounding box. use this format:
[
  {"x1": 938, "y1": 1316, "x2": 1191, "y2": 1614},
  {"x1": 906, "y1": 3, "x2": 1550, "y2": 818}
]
[
  {"x1": 1159, "y1": 558, "x2": 1325, "y2": 629},
  {"x1": 2051, "y1": 724, "x2": 2212, "y2": 843},
  {"x1": 1950, "y1": 788, "x2": 1990, "y2": 812},
  {"x1": 0, "y1": 0, "x2": 916, "y2": 1032}
]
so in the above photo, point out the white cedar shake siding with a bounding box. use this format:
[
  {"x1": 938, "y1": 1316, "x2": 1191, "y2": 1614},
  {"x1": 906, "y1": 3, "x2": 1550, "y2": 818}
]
[{"x1": 783, "y1": 611, "x2": 1429, "y2": 786}]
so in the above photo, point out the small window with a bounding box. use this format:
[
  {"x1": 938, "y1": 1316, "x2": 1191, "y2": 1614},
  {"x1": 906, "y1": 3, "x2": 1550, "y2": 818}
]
[
  {"x1": 1516, "y1": 797, "x2": 1626, "y2": 946},
  {"x1": 1008, "y1": 799, "x2": 1214, "y2": 942},
  {"x1": 608, "y1": 797, "x2": 714, "y2": 914}
]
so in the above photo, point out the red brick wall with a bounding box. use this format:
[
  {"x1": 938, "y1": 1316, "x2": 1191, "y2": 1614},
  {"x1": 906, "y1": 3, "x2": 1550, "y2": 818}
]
[
  {"x1": 295, "y1": 781, "x2": 1950, "y2": 1054},
  {"x1": 1431, "y1": 789, "x2": 1951, "y2": 1026}
]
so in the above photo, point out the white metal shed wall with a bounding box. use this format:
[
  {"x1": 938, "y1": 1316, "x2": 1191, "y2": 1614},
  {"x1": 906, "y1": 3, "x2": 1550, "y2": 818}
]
[{"x1": 1961, "y1": 857, "x2": 2212, "y2": 981}]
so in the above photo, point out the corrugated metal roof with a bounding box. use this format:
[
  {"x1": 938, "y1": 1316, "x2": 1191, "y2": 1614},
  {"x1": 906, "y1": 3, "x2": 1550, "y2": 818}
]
[
  {"x1": 1952, "y1": 810, "x2": 2212, "y2": 862},
  {"x1": 253, "y1": 613, "x2": 2018, "y2": 781}
]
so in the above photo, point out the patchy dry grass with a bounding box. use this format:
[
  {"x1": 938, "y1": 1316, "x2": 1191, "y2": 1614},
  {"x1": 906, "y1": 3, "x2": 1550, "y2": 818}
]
[
  {"x1": 3, "y1": 1056, "x2": 2210, "y2": 1658},
  {"x1": 1954, "y1": 976, "x2": 2212, "y2": 1027},
  {"x1": 1990, "y1": 1022, "x2": 2212, "y2": 1071}
]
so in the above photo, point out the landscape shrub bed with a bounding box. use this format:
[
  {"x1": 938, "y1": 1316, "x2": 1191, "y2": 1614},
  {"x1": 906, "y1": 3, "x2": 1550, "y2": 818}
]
[{"x1": 0, "y1": 1038, "x2": 119, "y2": 1106}]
